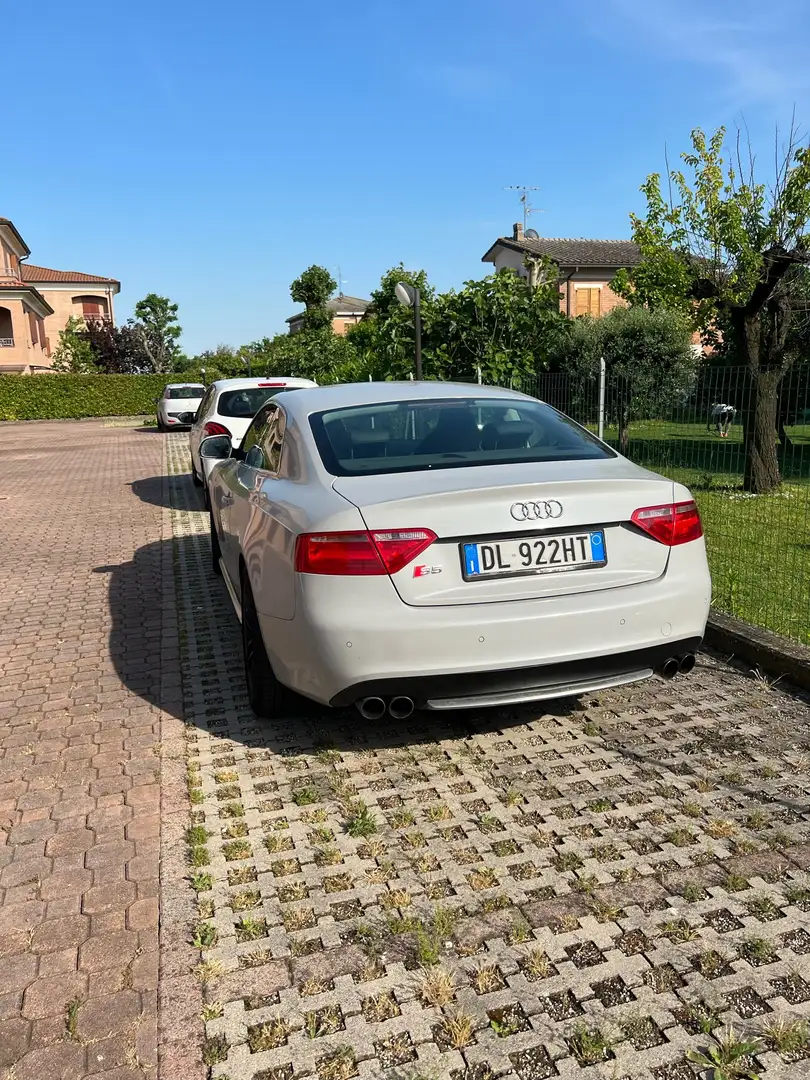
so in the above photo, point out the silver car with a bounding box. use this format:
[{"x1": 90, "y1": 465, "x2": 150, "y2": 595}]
[
  {"x1": 202, "y1": 382, "x2": 711, "y2": 719},
  {"x1": 157, "y1": 383, "x2": 205, "y2": 432}
]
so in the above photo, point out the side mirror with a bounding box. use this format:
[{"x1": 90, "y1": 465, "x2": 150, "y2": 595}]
[{"x1": 199, "y1": 434, "x2": 232, "y2": 461}]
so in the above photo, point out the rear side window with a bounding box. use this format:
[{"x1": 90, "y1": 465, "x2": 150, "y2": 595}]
[
  {"x1": 166, "y1": 386, "x2": 204, "y2": 399},
  {"x1": 310, "y1": 397, "x2": 614, "y2": 477},
  {"x1": 217, "y1": 387, "x2": 296, "y2": 418}
]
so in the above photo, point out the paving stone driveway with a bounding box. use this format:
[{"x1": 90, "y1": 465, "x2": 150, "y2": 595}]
[
  {"x1": 3, "y1": 422, "x2": 810, "y2": 1080},
  {"x1": 0, "y1": 420, "x2": 165, "y2": 1080}
]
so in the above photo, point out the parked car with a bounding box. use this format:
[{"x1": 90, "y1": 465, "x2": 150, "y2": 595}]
[
  {"x1": 157, "y1": 383, "x2": 205, "y2": 431},
  {"x1": 201, "y1": 382, "x2": 711, "y2": 720},
  {"x1": 189, "y1": 376, "x2": 318, "y2": 486}
]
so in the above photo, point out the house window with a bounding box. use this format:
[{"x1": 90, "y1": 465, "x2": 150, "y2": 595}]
[
  {"x1": 0, "y1": 306, "x2": 13, "y2": 345},
  {"x1": 575, "y1": 288, "x2": 601, "y2": 317},
  {"x1": 74, "y1": 295, "x2": 108, "y2": 320},
  {"x1": 29, "y1": 312, "x2": 38, "y2": 345}
]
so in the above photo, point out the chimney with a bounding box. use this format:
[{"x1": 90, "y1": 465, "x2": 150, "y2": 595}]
[{"x1": 513, "y1": 222, "x2": 524, "y2": 242}]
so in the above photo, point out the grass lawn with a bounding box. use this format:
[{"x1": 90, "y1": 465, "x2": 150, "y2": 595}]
[{"x1": 595, "y1": 420, "x2": 810, "y2": 645}]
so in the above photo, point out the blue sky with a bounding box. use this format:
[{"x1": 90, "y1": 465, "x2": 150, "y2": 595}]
[{"x1": 4, "y1": 0, "x2": 809, "y2": 353}]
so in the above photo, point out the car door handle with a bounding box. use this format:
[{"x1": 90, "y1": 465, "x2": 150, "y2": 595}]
[{"x1": 221, "y1": 493, "x2": 234, "y2": 505}]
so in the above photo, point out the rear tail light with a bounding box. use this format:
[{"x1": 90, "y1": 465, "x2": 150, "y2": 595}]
[
  {"x1": 203, "y1": 421, "x2": 231, "y2": 438},
  {"x1": 295, "y1": 529, "x2": 437, "y2": 575},
  {"x1": 631, "y1": 501, "x2": 703, "y2": 546}
]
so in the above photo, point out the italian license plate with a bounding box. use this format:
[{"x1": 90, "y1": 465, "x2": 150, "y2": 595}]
[{"x1": 462, "y1": 530, "x2": 606, "y2": 580}]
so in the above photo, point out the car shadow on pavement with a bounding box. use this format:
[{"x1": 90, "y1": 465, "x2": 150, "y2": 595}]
[{"x1": 129, "y1": 475, "x2": 205, "y2": 510}]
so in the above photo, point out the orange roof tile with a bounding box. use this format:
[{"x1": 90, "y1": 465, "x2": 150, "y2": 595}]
[{"x1": 20, "y1": 263, "x2": 119, "y2": 286}]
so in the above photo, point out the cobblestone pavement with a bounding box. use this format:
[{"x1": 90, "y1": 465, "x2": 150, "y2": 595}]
[
  {"x1": 0, "y1": 420, "x2": 165, "y2": 1080},
  {"x1": 165, "y1": 435, "x2": 810, "y2": 1080},
  {"x1": 4, "y1": 424, "x2": 810, "y2": 1080}
]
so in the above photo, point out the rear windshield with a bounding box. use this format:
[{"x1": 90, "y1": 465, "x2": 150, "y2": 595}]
[
  {"x1": 217, "y1": 387, "x2": 296, "y2": 418},
  {"x1": 166, "y1": 386, "x2": 204, "y2": 399},
  {"x1": 310, "y1": 397, "x2": 615, "y2": 476}
]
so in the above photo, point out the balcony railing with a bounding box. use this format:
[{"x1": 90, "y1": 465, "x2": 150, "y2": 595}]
[
  {"x1": 0, "y1": 266, "x2": 20, "y2": 281},
  {"x1": 0, "y1": 338, "x2": 15, "y2": 347}
]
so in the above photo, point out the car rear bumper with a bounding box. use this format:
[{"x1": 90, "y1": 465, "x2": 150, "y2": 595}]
[
  {"x1": 261, "y1": 554, "x2": 711, "y2": 707},
  {"x1": 328, "y1": 637, "x2": 702, "y2": 708}
]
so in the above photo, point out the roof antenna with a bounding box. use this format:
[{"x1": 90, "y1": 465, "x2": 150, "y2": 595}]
[
  {"x1": 505, "y1": 186, "x2": 545, "y2": 232},
  {"x1": 334, "y1": 265, "x2": 347, "y2": 297}
]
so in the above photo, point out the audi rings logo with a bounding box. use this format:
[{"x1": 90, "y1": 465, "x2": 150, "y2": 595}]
[{"x1": 510, "y1": 500, "x2": 563, "y2": 521}]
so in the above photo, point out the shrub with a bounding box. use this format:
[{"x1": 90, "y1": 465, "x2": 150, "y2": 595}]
[{"x1": 0, "y1": 374, "x2": 167, "y2": 421}]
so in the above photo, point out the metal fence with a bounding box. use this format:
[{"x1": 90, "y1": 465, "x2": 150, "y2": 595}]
[{"x1": 515, "y1": 365, "x2": 810, "y2": 646}]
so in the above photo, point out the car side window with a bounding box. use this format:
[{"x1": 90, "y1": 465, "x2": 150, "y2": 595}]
[
  {"x1": 197, "y1": 387, "x2": 214, "y2": 418},
  {"x1": 242, "y1": 403, "x2": 279, "y2": 470},
  {"x1": 263, "y1": 408, "x2": 286, "y2": 474}
]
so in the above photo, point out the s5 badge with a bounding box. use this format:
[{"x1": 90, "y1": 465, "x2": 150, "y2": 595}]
[{"x1": 413, "y1": 564, "x2": 442, "y2": 577}]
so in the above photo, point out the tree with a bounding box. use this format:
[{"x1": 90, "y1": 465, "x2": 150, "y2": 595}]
[
  {"x1": 290, "y1": 266, "x2": 336, "y2": 332},
  {"x1": 352, "y1": 265, "x2": 436, "y2": 380},
  {"x1": 555, "y1": 305, "x2": 697, "y2": 453},
  {"x1": 132, "y1": 293, "x2": 183, "y2": 373},
  {"x1": 51, "y1": 316, "x2": 99, "y2": 373},
  {"x1": 613, "y1": 125, "x2": 810, "y2": 492},
  {"x1": 81, "y1": 319, "x2": 151, "y2": 373},
  {"x1": 430, "y1": 266, "x2": 569, "y2": 386},
  {"x1": 263, "y1": 328, "x2": 366, "y2": 383}
]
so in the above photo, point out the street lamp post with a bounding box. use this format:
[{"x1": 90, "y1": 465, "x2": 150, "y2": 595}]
[{"x1": 394, "y1": 282, "x2": 422, "y2": 380}]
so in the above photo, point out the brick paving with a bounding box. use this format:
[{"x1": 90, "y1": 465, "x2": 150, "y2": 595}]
[
  {"x1": 165, "y1": 436, "x2": 810, "y2": 1080},
  {"x1": 0, "y1": 420, "x2": 164, "y2": 1080},
  {"x1": 4, "y1": 423, "x2": 810, "y2": 1080}
]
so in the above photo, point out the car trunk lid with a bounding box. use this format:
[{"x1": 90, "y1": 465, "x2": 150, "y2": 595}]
[{"x1": 332, "y1": 459, "x2": 674, "y2": 606}]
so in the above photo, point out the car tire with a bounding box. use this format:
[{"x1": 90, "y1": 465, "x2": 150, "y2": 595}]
[
  {"x1": 156, "y1": 418, "x2": 165, "y2": 432},
  {"x1": 191, "y1": 463, "x2": 203, "y2": 486},
  {"x1": 210, "y1": 510, "x2": 222, "y2": 576},
  {"x1": 241, "y1": 567, "x2": 297, "y2": 718}
]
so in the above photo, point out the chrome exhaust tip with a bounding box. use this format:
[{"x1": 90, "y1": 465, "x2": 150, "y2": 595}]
[
  {"x1": 678, "y1": 653, "x2": 696, "y2": 675},
  {"x1": 357, "y1": 696, "x2": 386, "y2": 720},
  {"x1": 661, "y1": 657, "x2": 680, "y2": 680},
  {"x1": 389, "y1": 696, "x2": 415, "y2": 720}
]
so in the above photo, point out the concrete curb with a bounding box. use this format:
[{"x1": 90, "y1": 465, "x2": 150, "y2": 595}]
[{"x1": 705, "y1": 611, "x2": 810, "y2": 692}]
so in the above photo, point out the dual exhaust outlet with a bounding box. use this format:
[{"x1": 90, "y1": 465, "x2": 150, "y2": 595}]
[
  {"x1": 660, "y1": 653, "x2": 696, "y2": 680},
  {"x1": 357, "y1": 695, "x2": 415, "y2": 720}
]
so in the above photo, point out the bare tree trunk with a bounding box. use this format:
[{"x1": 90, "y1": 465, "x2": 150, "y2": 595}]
[{"x1": 743, "y1": 367, "x2": 782, "y2": 492}]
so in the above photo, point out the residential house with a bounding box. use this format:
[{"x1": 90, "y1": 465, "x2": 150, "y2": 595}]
[
  {"x1": 0, "y1": 215, "x2": 120, "y2": 373},
  {"x1": 287, "y1": 294, "x2": 369, "y2": 336},
  {"x1": 482, "y1": 223, "x2": 640, "y2": 317}
]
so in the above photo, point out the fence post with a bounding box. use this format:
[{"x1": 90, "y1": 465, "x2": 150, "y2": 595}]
[{"x1": 598, "y1": 356, "x2": 606, "y2": 441}]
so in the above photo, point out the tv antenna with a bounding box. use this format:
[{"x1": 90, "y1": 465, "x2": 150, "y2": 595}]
[
  {"x1": 334, "y1": 265, "x2": 348, "y2": 297},
  {"x1": 505, "y1": 185, "x2": 545, "y2": 231}
]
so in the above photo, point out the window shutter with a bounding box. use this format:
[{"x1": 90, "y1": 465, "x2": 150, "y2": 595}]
[{"x1": 575, "y1": 289, "x2": 601, "y2": 316}]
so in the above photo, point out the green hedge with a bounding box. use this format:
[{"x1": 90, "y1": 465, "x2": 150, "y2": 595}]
[{"x1": 0, "y1": 374, "x2": 168, "y2": 421}]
